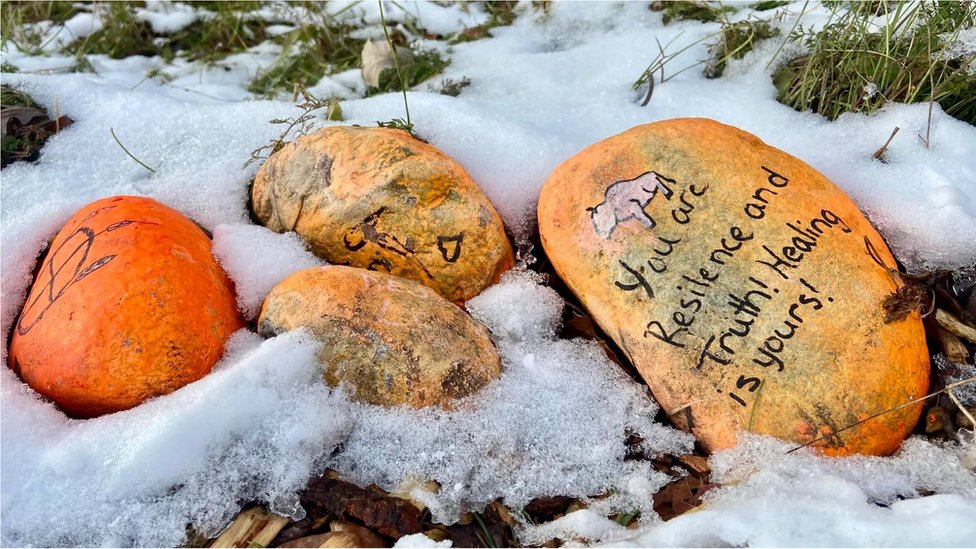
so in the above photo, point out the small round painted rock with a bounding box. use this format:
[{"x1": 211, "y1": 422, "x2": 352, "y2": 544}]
[
  {"x1": 257, "y1": 265, "x2": 502, "y2": 407},
  {"x1": 251, "y1": 126, "x2": 514, "y2": 303},
  {"x1": 8, "y1": 196, "x2": 244, "y2": 418},
  {"x1": 538, "y1": 118, "x2": 929, "y2": 456}
]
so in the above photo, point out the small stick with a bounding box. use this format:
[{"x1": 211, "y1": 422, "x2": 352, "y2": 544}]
[
  {"x1": 872, "y1": 126, "x2": 900, "y2": 160},
  {"x1": 936, "y1": 309, "x2": 976, "y2": 343},
  {"x1": 948, "y1": 388, "x2": 976, "y2": 431},
  {"x1": 210, "y1": 507, "x2": 289, "y2": 548},
  {"x1": 54, "y1": 96, "x2": 61, "y2": 133},
  {"x1": 924, "y1": 98, "x2": 933, "y2": 149},
  {"x1": 937, "y1": 327, "x2": 970, "y2": 364}
]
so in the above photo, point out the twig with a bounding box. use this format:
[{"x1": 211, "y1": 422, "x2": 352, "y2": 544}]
[
  {"x1": 110, "y1": 127, "x2": 156, "y2": 174},
  {"x1": 936, "y1": 309, "x2": 976, "y2": 343},
  {"x1": 872, "y1": 126, "x2": 900, "y2": 160},
  {"x1": 948, "y1": 388, "x2": 976, "y2": 430},
  {"x1": 787, "y1": 377, "x2": 976, "y2": 453}
]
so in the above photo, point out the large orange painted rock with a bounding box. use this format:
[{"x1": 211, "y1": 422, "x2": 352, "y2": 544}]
[
  {"x1": 8, "y1": 196, "x2": 244, "y2": 418},
  {"x1": 251, "y1": 126, "x2": 514, "y2": 303},
  {"x1": 538, "y1": 118, "x2": 929, "y2": 456},
  {"x1": 258, "y1": 265, "x2": 502, "y2": 407}
]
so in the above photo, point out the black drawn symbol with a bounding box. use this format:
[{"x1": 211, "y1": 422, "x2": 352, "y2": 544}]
[
  {"x1": 615, "y1": 259, "x2": 655, "y2": 299},
  {"x1": 368, "y1": 258, "x2": 393, "y2": 272},
  {"x1": 343, "y1": 207, "x2": 435, "y2": 279},
  {"x1": 344, "y1": 207, "x2": 415, "y2": 257},
  {"x1": 587, "y1": 171, "x2": 675, "y2": 239},
  {"x1": 16, "y1": 215, "x2": 147, "y2": 336},
  {"x1": 864, "y1": 236, "x2": 890, "y2": 269},
  {"x1": 437, "y1": 233, "x2": 464, "y2": 263}
]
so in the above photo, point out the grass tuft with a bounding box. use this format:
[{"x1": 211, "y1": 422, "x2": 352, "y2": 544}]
[
  {"x1": 366, "y1": 49, "x2": 450, "y2": 97},
  {"x1": 248, "y1": 11, "x2": 364, "y2": 98},
  {"x1": 773, "y1": 1, "x2": 976, "y2": 124},
  {"x1": 752, "y1": 0, "x2": 789, "y2": 10},
  {"x1": 450, "y1": 0, "x2": 519, "y2": 43},
  {"x1": 433, "y1": 76, "x2": 472, "y2": 97},
  {"x1": 652, "y1": 1, "x2": 737, "y2": 25},
  {"x1": 705, "y1": 19, "x2": 779, "y2": 78}
]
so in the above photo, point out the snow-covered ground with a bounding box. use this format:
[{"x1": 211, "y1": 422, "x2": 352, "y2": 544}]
[{"x1": 2, "y1": 1, "x2": 975, "y2": 547}]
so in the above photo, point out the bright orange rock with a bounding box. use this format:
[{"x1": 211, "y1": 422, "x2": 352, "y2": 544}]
[
  {"x1": 258, "y1": 265, "x2": 502, "y2": 408},
  {"x1": 8, "y1": 196, "x2": 243, "y2": 418},
  {"x1": 538, "y1": 118, "x2": 929, "y2": 456},
  {"x1": 250, "y1": 126, "x2": 514, "y2": 303}
]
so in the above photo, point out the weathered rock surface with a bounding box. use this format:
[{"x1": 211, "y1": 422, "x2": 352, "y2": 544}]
[
  {"x1": 8, "y1": 196, "x2": 243, "y2": 418},
  {"x1": 538, "y1": 118, "x2": 929, "y2": 456},
  {"x1": 251, "y1": 126, "x2": 514, "y2": 303},
  {"x1": 258, "y1": 265, "x2": 502, "y2": 407}
]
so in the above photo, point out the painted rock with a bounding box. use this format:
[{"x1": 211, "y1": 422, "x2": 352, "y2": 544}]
[
  {"x1": 538, "y1": 118, "x2": 929, "y2": 456},
  {"x1": 257, "y1": 265, "x2": 502, "y2": 407},
  {"x1": 250, "y1": 126, "x2": 514, "y2": 303},
  {"x1": 8, "y1": 196, "x2": 244, "y2": 418}
]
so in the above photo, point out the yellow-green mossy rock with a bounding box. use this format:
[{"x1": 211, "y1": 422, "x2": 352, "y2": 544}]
[
  {"x1": 537, "y1": 118, "x2": 929, "y2": 456},
  {"x1": 258, "y1": 265, "x2": 502, "y2": 407},
  {"x1": 251, "y1": 126, "x2": 514, "y2": 303}
]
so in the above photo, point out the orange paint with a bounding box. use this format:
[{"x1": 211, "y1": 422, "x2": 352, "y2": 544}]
[{"x1": 8, "y1": 196, "x2": 243, "y2": 418}]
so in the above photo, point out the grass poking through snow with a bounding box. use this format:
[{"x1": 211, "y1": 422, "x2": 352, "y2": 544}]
[{"x1": 773, "y1": 1, "x2": 976, "y2": 124}]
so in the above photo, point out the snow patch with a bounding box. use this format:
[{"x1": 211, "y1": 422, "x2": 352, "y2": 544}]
[
  {"x1": 212, "y1": 224, "x2": 325, "y2": 320},
  {"x1": 329, "y1": 270, "x2": 694, "y2": 524}
]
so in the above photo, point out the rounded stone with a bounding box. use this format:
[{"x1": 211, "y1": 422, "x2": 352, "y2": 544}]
[
  {"x1": 257, "y1": 265, "x2": 502, "y2": 408},
  {"x1": 538, "y1": 118, "x2": 929, "y2": 456},
  {"x1": 8, "y1": 196, "x2": 244, "y2": 418},
  {"x1": 251, "y1": 126, "x2": 514, "y2": 303}
]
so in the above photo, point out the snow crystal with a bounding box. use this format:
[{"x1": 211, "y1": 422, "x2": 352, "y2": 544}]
[
  {"x1": 212, "y1": 224, "x2": 325, "y2": 320},
  {"x1": 392, "y1": 533, "x2": 454, "y2": 549},
  {"x1": 467, "y1": 269, "x2": 564, "y2": 343},
  {"x1": 710, "y1": 434, "x2": 976, "y2": 504},
  {"x1": 328, "y1": 270, "x2": 694, "y2": 524},
  {"x1": 329, "y1": 0, "x2": 489, "y2": 38},
  {"x1": 934, "y1": 354, "x2": 976, "y2": 407},
  {"x1": 519, "y1": 509, "x2": 629, "y2": 547},
  {"x1": 136, "y1": 2, "x2": 199, "y2": 35},
  {"x1": 0, "y1": 330, "x2": 354, "y2": 547}
]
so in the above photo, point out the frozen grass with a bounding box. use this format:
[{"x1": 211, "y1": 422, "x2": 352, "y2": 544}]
[{"x1": 773, "y1": 1, "x2": 976, "y2": 124}]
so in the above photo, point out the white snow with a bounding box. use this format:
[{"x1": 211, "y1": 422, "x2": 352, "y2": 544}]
[
  {"x1": 211, "y1": 224, "x2": 325, "y2": 320},
  {"x1": 331, "y1": 270, "x2": 694, "y2": 524},
  {"x1": 0, "y1": 330, "x2": 355, "y2": 547},
  {"x1": 2, "y1": 1, "x2": 975, "y2": 547},
  {"x1": 393, "y1": 533, "x2": 454, "y2": 549},
  {"x1": 135, "y1": 2, "x2": 199, "y2": 35},
  {"x1": 529, "y1": 435, "x2": 976, "y2": 548}
]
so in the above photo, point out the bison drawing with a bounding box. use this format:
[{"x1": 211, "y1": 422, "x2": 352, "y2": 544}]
[{"x1": 587, "y1": 171, "x2": 675, "y2": 239}]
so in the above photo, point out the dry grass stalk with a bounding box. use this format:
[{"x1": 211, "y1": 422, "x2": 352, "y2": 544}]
[{"x1": 872, "y1": 126, "x2": 900, "y2": 160}]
